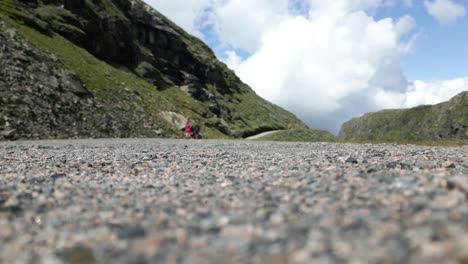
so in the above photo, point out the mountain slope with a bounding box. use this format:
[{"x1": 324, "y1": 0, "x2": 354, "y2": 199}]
[
  {"x1": 339, "y1": 91, "x2": 468, "y2": 141},
  {"x1": 0, "y1": 0, "x2": 306, "y2": 140}
]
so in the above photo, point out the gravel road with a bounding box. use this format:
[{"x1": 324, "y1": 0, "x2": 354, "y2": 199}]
[{"x1": 1, "y1": 139, "x2": 467, "y2": 263}]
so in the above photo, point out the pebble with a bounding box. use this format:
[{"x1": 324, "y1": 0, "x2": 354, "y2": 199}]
[
  {"x1": 441, "y1": 160, "x2": 456, "y2": 168},
  {"x1": 0, "y1": 139, "x2": 466, "y2": 263}
]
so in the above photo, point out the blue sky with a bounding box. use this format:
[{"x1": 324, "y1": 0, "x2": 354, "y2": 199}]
[
  {"x1": 150, "y1": 0, "x2": 468, "y2": 133},
  {"x1": 201, "y1": 0, "x2": 468, "y2": 82},
  {"x1": 374, "y1": 1, "x2": 468, "y2": 81}
]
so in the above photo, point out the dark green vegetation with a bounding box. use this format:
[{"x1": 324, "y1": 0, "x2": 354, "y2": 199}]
[
  {"x1": 0, "y1": 0, "x2": 306, "y2": 140},
  {"x1": 254, "y1": 129, "x2": 337, "y2": 142},
  {"x1": 339, "y1": 91, "x2": 467, "y2": 143}
]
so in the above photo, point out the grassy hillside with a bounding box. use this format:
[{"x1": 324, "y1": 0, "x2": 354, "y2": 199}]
[
  {"x1": 339, "y1": 91, "x2": 467, "y2": 142},
  {"x1": 0, "y1": 0, "x2": 306, "y2": 140}
]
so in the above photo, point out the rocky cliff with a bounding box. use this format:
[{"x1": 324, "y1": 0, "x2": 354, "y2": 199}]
[
  {"x1": 339, "y1": 91, "x2": 468, "y2": 141},
  {"x1": 0, "y1": 0, "x2": 306, "y2": 140}
]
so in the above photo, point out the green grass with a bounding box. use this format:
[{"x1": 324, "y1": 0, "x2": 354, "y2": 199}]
[
  {"x1": 101, "y1": 0, "x2": 127, "y2": 19},
  {"x1": 34, "y1": 5, "x2": 86, "y2": 36},
  {"x1": 213, "y1": 87, "x2": 307, "y2": 137},
  {"x1": 159, "y1": 88, "x2": 233, "y2": 139},
  {"x1": 0, "y1": 2, "x2": 158, "y2": 109},
  {"x1": 134, "y1": 62, "x2": 173, "y2": 89},
  {"x1": 1, "y1": 13, "x2": 237, "y2": 138},
  {"x1": 130, "y1": 1, "x2": 307, "y2": 136},
  {"x1": 0, "y1": 0, "x2": 50, "y2": 32},
  {"x1": 0, "y1": 0, "x2": 308, "y2": 139},
  {"x1": 84, "y1": 0, "x2": 127, "y2": 20},
  {"x1": 0, "y1": 8, "x2": 178, "y2": 135},
  {"x1": 254, "y1": 129, "x2": 337, "y2": 142},
  {"x1": 0, "y1": 0, "x2": 20, "y2": 16},
  {"x1": 450, "y1": 92, "x2": 468, "y2": 124},
  {"x1": 17, "y1": 24, "x2": 154, "y2": 101},
  {"x1": 340, "y1": 92, "x2": 467, "y2": 142}
]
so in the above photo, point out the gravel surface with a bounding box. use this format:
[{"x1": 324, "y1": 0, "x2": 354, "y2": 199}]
[{"x1": 1, "y1": 139, "x2": 467, "y2": 264}]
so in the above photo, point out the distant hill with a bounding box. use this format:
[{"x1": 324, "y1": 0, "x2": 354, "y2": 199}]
[
  {"x1": 339, "y1": 91, "x2": 467, "y2": 141},
  {"x1": 0, "y1": 0, "x2": 306, "y2": 140}
]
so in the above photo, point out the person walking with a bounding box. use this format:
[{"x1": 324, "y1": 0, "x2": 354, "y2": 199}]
[
  {"x1": 184, "y1": 120, "x2": 192, "y2": 138},
  {"x1": 192, "y1": 124, "x2": 201, "y2": 139}
]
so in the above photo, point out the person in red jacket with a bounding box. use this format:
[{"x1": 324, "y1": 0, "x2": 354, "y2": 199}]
[{"x1": 184, "y1": 120, "x2": 192, "y2": 138}]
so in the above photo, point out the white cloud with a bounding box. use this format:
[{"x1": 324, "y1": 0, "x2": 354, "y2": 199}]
[
  {"x1": 145, "y1": 0, "x2": 212, "y2": 36},
  {"x1": 424, "y1": 0, "x2": 466, "y2": 24},
  {"x1": 212, "y1": 0, "x2": 291, "y2": 52},
  {"x1": 403, "y1": 78, "x2": 468, "y2": 107},
  {"x1": 147, "y1": 0, "x2": 466, "y2": 134},
  {"x1": 395, "y1": 15, "x2": 416, "y2": 35},
  {"x1": 374, "y1": 78, "x2": 468, "y2": 112},
  {"x1": 223, "y1": 50, "x2": 242, "y2": 69},
  {"x1": 225, "y1": 1, "x2": 419, "y2": 132}
]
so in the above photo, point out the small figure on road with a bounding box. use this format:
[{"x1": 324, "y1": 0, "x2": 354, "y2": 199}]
[
  {"x1": 185, "y1": 120, "x2": 192, "y2": 138},
  {"x1": 192, "y1": 124, "x2": 201, "y2": 139}
]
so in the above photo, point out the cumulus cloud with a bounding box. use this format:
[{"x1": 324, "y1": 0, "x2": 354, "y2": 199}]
[
  {"x1": 147, "y1": 0, "x2": 467, "y2": 133},
  {"x1": 224, "y1": 0, "x2": 421, "y2": 132},
  {"x1": 375, "y1": 77, "x2": 468, "y2": 106},
  {"x1": 424, "y1": 0, "x2": 466, "y2": 24},
  {"x1": 403, "y1": 78, "x2": 468, "y2": 106},
  {"x1": 212, "y1": 0, "x2": 291, "y2": 52}
]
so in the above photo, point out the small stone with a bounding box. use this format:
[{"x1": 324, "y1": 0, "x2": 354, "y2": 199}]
[
  {"x1": 291, "y1": 249, "x2": 310, "y2": 263},
  {"x1": 50, "y1": 173, "x2": 66, "y2": 182},
  {"x1": 217, "y1": 225, "x2": 255, "y2": 249},
  {"x1": 441, "y1": 160, "x2": 456, "y2": 168},
  {"x1": 3, "y1": 195, "x2": 19, "y2": 208},
  {"x1": 387, "y1": 162, "x2": 397, "y2": 169},
  {"x1": 433, "y1": 192, "x2": 463, "y2": 209},
  {"x1": 143, "y1": 154, "x2": 157, "y2": 161},
  {"x1": 449, "y1": 177, "x2": 468, "y2": 198},
  {"x1": 132, "y1": 232, "x2": 165, "y2": 256},
  {"x1": 113, "y1": 224, "x2": 147, "y2": 239},
  {"x1": 57, "y1": 246, "x2": 96, "y2": 264},
  {"x1": 62, "y1": 182, "x2": 74, "y2": 189},
  {"x1": 53, "y1": 190, "x2": 66, "y2": 200},
  {"x1": 420, "y1": 242, "x2": 447, "y2": 262},
  {"x1": 345, "y1": 157, "x2": 358, "y2": 164}
]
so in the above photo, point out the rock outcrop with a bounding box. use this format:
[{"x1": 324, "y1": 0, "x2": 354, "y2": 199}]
[
  {"x1": 0, "y1": 0, "x2": 306, "y2": 140},
  {"x1": 339, "y1": 91, "x2": 468, "y2": 141},
  {"x1": 0, "y1": 21, "x2": 173, "y2": 140}
]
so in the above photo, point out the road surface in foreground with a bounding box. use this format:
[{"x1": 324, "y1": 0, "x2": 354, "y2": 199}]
[{"x1": 0, "y1": 139, "x2": 467, "y2": 263}]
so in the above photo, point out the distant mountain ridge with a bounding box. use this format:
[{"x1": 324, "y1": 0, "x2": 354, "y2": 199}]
[
  {"x1": 0, "y1": 0, "x2": 306, "y2": 140},
  {"x1": 339, "y1": 91, "x2": 468, "y2": 141}
]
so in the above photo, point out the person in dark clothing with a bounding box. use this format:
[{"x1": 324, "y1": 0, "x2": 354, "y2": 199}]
[{"x1": 192, "y1": 124, "x2": 201, "y2": 139}]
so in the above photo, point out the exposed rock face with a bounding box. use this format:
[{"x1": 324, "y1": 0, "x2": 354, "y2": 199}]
[
  {"x1": 0, "y1": 21, "x2": 173, "y2": 140},
  {"x1": 159, "y1": 111, "x2": 186, "y2": 130},
  {"x1": 0, "y1": 0, "x2": 306, "y2": 140},
  {"x1": 339, "y1": 91, "x2": 468, "y2": 141},
  {"x1": 0, "y1": 20, "x2": 89, "y2": 140}
]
